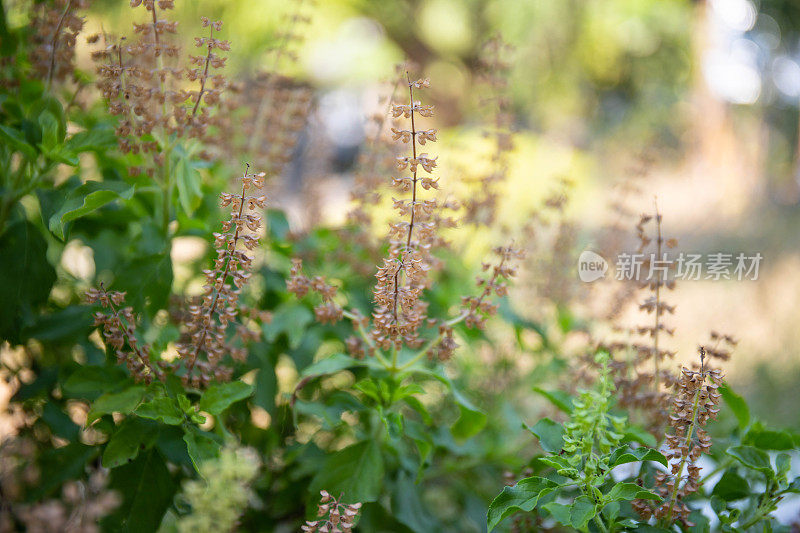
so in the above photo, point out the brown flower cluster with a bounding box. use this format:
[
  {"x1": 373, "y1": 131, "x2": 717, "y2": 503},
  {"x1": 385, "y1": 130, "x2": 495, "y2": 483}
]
[
  {"x1": 462, "y1": 244, "x2": 524, "y2": 330},
  {"x1": 288, "y1": 76, "x2": 521, "y2": 365},
  {"x1": 463, "y1": 35, "x2": 515, "y2": 226},
  {"x1": 85, "y1": 285, "x2": 162, "y2": 384},
  {"x1": 30, "y1": 0, "x2": 89, "y2": 87},
  {"x1": 87, "y1": 167, "x2": 266, "y2": 388},
  {"x1": 175, "y1": 166, "x2": 266, "y2": 387},
  {"x1": 92, "y1": 2, "x2": 230, "y2": 171},
  {"x1": 229, "y1": 3, "x2": 314, "y2": 178},
  {"x1": 369, "y1": 77, "x2": 441, "y2": 350},
  {"x1": 634, "y1": 348, "x2": 723, "y2": 526},
  {"x1": 302, "y1": 490, "x2": 362, "y2": 533},
  {"x1": 604, "y1": 203, "x2": 679, "y2": 434},
  {"x1": 287, "y1": 258, "x2": 343, "y2": 324},
  {"x1": 520, "y1": 179, "x2": 577, "y2": 312},
  {"x1": 702, "y1": 331, "x2": 738, "y2": 362}
]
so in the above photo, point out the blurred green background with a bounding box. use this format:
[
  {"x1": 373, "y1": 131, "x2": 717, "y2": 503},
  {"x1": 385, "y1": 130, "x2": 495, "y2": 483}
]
[{"x1": 47, "y1": 0, "x2": 800, "y2": 427}]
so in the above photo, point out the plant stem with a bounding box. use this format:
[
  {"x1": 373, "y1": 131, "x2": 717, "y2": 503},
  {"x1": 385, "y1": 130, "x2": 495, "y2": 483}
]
[
  {"x1": 663, "y1": 375, "x2": 703, "y2": 526},
  {"x1": 652, "y1": 199, "x2": 662, "y2": 392}
]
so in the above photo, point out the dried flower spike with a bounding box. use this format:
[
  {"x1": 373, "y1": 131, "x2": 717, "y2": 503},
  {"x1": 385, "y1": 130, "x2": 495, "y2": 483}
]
[
  {"x1": 302, "y1": 490, "x2": 362, "y2": 533},
  {"x1": 175, "y1": 165, "x2": 266, "y2": 387}
]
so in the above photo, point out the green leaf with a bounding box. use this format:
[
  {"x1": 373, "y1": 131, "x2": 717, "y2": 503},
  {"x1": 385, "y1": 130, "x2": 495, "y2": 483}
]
[
  {"x1": 254, "y1": 352, "x2": 278, "y2": 416},
  {"x1": 777, "y1": 453, "x2": 791, "y2": 479},
  {"x1": 527, "y1": 418, "x2": 564, "y2": 453},
  {"x1": 606, "y1": 482, "x2": 660, "y2": 502},
  {"x1": 300, "y1": 352, "x2": 367, "y2": 378},
  {"x1": 450, "y1": 386, "x2": 487, "y2": 440},
  {"x1": 570, "y1": 496, "x2": 596, "y2": 529},
  {"x1": 183, "y1": 426, "x2": 222, "y2": 472},
  {"x1": 262, "y1": 302, "x2": 313, "y2": 349},
  {"x1": 198, "y1": 380, "x2": 253, "y2": 415},
  {"x1": 266, "y1": 208, "x2": 290, "y2": 241},
  {"x1": 622, "y1": 426, "x2": 658, "y2": 447},
  {"x1": 64, "y1": 124, "x2": 116, "y2": 153},
  {"x1": 727, "y1": 445, "x2": 773, "y2": 477},
  {"x1": 0, "y1": 220, "x2": 56, "y2": 344},
  {"x1": 41, "y1": 402, "x2": 80, "y2": 440},
  {"x1": 136, "y1": 397, "x2": 184, "y2": 425},
  {"x1": 402, "y1": 396, "x2": 433, "y2": 425},
  {"x1": 407, "y1": 367, "x2": 487, "y2": 440},
  {"x1": 104, "y1": 449, "x2": 176, "y2": 533},
  {"x1": 711, "y1": 468, "x2": 750, "y2": 501},
  {"x1": 687, "y1": 510, "x2": 711, "y2": 533},
  {"x1": 102, "y1": 417, "x2": 160, "y2": 468},
  {"x1": 743, "y1": 425, "x2": 795, "y2": 450},
  {"x1": 63, "y1": 365, "x2": 129, "y2": 398},
  {"x1": 114, "y1": 251, "x2": 173, "y2": 314},
  {"x1": 533, "y1": 387, "x2": 574, "y2": 414},
  {"x1": 487, "y1": 476, "x2": 558, "y2": 531},
  {"x1": 392, "y1": 470, "x2": 435, "y2": 533},
  {"x1": 0, "y1": 123, "x2": 37, "y2": 159},
  {"x1": 542, "y1": 502, "x2": 571, "y2": 526},
  {"x1": 22, "y1": 305, "x2": 93, "y2": 344},
  {"x1": 88, "y1": 386, "x2": 146, "y2": 423},
  {"x1": 608, "y1": 446, "x2": 668, "y2": 468},
  {"x1": 308, "y1": 440, "x2": 384, "y2": 503},
  {"x1": 175, "y1": 153, "x2": 203, "y2": 215},
  {"x1": 536, "y1": 455, "x2": 572, "y2": 472},
  {"x1": 720, "y1": 383, "x2": 749, "y2": 430},
  {"x1": 38, "y1": 110, "x2": 62, "y2": 151},
  {"x1": 48, "y1": 180, "x2": 135, "y2": 240}
]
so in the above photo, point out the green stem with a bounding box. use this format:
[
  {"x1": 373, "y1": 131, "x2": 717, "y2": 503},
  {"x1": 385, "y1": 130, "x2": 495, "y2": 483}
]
[
  {"x1": 395, "y1": 312, "x2": 468, "y2": 372},
  {"x1": 738, "y1": 479, "x2": 777, "y2": 529},
  {"x1": 592, "y1": 513, "x2": 610, "y2": 533}
]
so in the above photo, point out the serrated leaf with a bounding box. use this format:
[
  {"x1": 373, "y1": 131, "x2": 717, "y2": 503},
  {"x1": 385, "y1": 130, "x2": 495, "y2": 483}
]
[
  {"x1": 542, "y1": 502, "x2": 571, "y2": 526},
  {"x1": 606, "y1": 482, "x2": 660, "y2": 501},
  {"x1": 48, "y1": 181, "x2": 135, "y2": 240},
  {"x1": 136, "y1": 397, "x2": 183, "y2": 425},
  {"x1": 570, "y1": 496, "x2": 596, "y2": 529},
  {"x1": 64, "y1": 124, "x2": 116, "y2": 153},
  {"x1": 608, "y1": 446, "x2": 668, "y2": 468},
  {"x1": 198, "y1": 380, "x2": 253, "y2": 415},
  {"x1": 183, "y1": 426, "x2": 222, "y2": 472},
  {"x1": 527, "y1": 418, "x2": 564, "y2": 453},
  {"x1": 727, "y1": 445, "x2": 773, "y2": 477},
  {"x1": 487, "y1": 476, "x2": 558, "y2": 531},
  {"x1": 88, "y1": 386, "x2": 145, "y2": 423}
]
